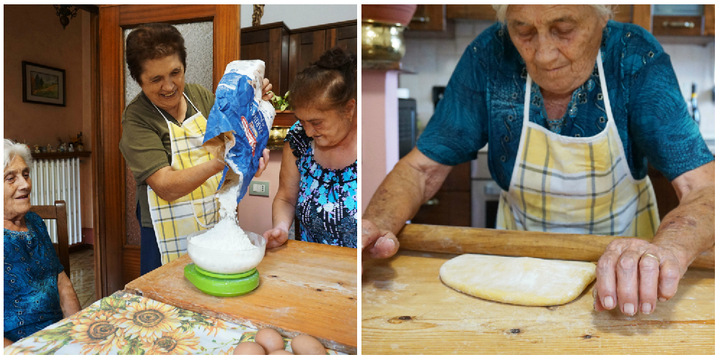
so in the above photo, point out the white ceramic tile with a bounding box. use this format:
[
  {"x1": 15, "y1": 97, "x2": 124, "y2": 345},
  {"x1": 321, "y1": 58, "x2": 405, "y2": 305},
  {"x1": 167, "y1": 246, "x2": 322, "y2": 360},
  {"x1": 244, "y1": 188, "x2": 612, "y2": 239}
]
[
  {"x1": 455, "y1": 20, "x2": 475, "y2": 37},
  {"x1": 437, "y1": 39, "x2": 456, "y2": 57}
]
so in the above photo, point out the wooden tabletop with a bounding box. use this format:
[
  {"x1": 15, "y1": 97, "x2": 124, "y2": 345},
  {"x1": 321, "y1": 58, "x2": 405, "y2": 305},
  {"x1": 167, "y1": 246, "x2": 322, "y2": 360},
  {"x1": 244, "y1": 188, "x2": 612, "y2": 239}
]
[
  {"x1": 125, "y1": 240, "x2": 357, "y2": 354},
  {"x1": 362, "y1": 225, "x2": 714, "y2": 355}
]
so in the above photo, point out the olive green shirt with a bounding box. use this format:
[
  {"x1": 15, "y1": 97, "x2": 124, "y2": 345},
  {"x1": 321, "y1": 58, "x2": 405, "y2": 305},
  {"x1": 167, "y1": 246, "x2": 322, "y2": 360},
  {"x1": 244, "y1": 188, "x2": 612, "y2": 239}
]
[{"x1": 119, "y1": 83, "x2": 215, "y2": 228}]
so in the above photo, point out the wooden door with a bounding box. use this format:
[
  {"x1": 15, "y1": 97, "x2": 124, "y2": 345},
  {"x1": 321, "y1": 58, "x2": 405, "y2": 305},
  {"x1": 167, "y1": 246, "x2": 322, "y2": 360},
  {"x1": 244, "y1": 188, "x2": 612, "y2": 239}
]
[{"x1": 96, "y1": 5, "x2": 240, "y2": 297}]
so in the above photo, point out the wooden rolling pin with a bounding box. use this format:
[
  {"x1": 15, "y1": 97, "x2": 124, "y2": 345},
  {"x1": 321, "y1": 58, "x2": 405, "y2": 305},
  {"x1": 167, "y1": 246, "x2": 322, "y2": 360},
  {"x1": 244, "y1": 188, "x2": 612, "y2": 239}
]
[{"x1": 397, "y1": 224, "x2": 714, "y2": 269}]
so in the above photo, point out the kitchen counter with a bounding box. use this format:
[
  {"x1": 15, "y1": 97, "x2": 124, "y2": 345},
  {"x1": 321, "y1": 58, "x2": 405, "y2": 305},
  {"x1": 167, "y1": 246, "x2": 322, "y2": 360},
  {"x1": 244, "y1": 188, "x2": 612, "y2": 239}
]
[{"x1": 362, "y1": 224, "x2": 715, "y2": 355}]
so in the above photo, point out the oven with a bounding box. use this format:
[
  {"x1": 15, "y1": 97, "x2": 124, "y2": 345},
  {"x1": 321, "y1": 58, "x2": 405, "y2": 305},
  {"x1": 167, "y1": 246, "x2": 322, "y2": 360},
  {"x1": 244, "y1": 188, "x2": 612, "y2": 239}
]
[{"x1": 471, "y1": 150, "x2": 502, "y2": 228}]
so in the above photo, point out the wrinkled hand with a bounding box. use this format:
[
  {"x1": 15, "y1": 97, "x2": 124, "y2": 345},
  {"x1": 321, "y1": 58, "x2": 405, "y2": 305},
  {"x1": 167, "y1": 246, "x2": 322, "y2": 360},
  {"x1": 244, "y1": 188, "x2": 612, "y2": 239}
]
[
  {"x1": 254, "y1": 149, "x2": 270, "y2": 177},
  {"x1": 594, "y1": 238, "x2": 684, "y2": 316},
  {"x1": 263, "y1": 226, "x2": 289, "y2": 249},
  {"x1": 361, "y1": 219, "x2": 400, "y2": 274},
  {"x1": 261, "y1": 78, "x2": 273, "y2": 102}
]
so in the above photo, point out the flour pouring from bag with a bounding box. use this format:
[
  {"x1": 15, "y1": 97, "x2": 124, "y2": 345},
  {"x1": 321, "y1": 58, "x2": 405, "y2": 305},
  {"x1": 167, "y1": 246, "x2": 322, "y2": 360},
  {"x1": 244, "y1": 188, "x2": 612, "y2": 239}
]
[{"x1": 188, "y1": 60, "x2": 275, "y2": 274}]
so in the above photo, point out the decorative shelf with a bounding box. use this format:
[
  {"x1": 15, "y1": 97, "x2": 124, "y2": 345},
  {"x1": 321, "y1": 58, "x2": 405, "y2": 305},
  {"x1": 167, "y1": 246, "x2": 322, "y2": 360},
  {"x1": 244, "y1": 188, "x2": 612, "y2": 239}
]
[{"x1": 31, "y1": 151, "x2": 92, "y2": 160}]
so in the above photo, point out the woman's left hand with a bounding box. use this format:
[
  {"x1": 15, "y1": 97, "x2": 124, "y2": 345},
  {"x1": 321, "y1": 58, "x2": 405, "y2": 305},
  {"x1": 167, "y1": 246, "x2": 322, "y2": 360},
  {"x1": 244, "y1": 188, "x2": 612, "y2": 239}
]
[
  {"x1": 261, "y1": 78, "x2": 273, "y2": 102},
  {"x1": 594, "y1": 238, "x2": 685, "y2": 316},
  {"x1": 255, "y1": 149, "x2": 270, "y2": 177}
]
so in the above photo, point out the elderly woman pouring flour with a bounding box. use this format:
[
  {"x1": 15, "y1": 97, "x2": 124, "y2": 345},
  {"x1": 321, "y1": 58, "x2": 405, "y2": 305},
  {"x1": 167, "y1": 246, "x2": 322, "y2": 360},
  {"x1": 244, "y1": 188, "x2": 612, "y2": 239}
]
[
  {"x1": 4, "y1": 140, "x2": 81, "y2": 346},
  {"x1": 120, "y1": 23, "x2": 272, "y2": 275},
  {"x1": 362, "y1": 5, "x2": 714, "y2": 317}
]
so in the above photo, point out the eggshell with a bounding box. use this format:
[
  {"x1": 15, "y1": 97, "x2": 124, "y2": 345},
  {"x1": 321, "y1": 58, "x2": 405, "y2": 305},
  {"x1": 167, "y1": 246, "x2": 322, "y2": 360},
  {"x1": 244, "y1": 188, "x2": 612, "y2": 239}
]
[
  {"x1": 255, "y1": 328, "x2": 285, "y2": 353},
  {"x1": 290, "y1": 334, "x2": 327, "y2": 355},
  {"x1": 268, "y1": 349, "x2": 294, "y2": 355},
  {"x1": 233, "y1": 341, "x2": 266, "y2": 355}
]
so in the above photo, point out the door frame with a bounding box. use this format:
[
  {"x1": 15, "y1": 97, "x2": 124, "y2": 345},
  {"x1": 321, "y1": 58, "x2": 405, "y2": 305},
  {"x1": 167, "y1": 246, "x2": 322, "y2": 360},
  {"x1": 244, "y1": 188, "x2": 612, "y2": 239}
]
[{"x1": 95, "y1": 5, "x2": 240, "y2": 296}]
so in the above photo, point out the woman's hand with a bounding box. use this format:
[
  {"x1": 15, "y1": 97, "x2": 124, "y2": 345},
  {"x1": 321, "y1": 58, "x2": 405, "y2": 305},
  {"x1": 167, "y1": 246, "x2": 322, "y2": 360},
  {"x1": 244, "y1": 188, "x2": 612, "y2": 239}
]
[
  {"x1": 361, "y1": 219, "x2": 400, "y2": 274},
  {"x1": 263, "y1": 226, "x2": 289, "y2": 248},
  {"x1": 255, "y1": 149, "x2": 270, "y2": 177},
  {"x1": 261, "y1": 78, "x2": 273, "y2": 102},
  {"x1": 594, "y1": 238, "x2": 685, "y2": 316}
]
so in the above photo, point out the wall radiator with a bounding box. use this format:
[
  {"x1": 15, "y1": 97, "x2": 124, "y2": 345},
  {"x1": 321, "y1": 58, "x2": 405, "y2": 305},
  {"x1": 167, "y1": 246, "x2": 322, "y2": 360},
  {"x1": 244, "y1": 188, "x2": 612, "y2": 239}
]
[{"x1": 30, "y1": 158, "x2": 83, "y2": 245}]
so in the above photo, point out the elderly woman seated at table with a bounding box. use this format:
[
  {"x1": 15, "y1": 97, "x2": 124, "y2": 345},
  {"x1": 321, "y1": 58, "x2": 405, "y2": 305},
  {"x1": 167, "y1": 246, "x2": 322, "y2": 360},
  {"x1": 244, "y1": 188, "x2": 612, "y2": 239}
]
[
  {"x1": 4, "y1": 140, "x2": 81, "y2": 346},
  {"x1": 363, "y1": 5, "x2": 714, "y2": 317}
]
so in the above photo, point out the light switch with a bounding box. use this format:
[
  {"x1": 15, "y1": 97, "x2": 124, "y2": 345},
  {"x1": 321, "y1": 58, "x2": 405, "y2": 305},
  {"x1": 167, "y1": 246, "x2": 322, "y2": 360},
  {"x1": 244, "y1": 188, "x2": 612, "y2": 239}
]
[{"x1": 249, "y1": 180, "x2": 270, "y2": 197}]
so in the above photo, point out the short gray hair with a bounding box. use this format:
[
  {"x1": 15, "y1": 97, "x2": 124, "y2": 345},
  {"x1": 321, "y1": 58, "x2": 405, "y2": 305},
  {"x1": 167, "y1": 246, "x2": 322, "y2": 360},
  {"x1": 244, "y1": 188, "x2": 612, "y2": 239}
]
[
  {"x1": 493, "y1": 5, "x2": 614, "y2": 23},
  {"x1": 4, "y1": 139, "x2": 32, "y2": 172}
]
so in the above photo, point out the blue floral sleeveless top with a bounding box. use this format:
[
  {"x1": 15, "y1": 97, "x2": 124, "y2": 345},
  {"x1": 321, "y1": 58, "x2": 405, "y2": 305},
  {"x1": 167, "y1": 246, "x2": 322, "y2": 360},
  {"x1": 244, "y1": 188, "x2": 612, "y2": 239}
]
[
  {"x1": 4, "y1": 211, "x2": 65, "y2": 341},
  {"x1": 285, "y1": 121, "x2": 357, "y2": 248}
]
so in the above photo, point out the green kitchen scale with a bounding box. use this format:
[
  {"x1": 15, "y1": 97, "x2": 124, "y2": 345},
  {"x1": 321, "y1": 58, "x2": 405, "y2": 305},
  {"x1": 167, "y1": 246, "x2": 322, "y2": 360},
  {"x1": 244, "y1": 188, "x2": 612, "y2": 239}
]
[{"x1": 184, "y1": 263, "x2": 260, "y2": 297}]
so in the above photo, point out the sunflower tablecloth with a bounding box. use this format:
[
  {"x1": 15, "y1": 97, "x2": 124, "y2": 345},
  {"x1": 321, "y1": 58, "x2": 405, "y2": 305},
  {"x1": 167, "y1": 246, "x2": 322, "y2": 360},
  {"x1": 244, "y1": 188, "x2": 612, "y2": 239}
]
[{"x1": 4, "y1": 291, "x2": 341, "y2": 355}]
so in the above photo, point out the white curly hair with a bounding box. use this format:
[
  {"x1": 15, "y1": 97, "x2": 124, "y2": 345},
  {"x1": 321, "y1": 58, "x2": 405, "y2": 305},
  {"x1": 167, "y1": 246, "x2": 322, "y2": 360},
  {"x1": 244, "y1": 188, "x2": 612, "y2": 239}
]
[
  {"x1": 492, "y1": 5, "x2": 614, "y2": 23},
  {"x1": 4, "y1": 139, "x2": 33, "y2": 172}
]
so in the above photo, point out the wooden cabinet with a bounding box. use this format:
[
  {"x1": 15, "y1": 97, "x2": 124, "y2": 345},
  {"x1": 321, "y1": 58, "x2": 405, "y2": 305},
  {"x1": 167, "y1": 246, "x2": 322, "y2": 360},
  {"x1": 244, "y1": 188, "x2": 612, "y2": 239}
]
[
  {"x1": 241, "y1": 20, "x2": 356, "y2": 98},
  {"x1": 408, "y1": 5, "x2": 446, "y2": 31},
  {"x1": 289, "y1": 20, "x2": 357, "y2": 85},
  {"x1": 629, "y1": 4, "x2": 714, "y2": 37},
  {"x1": 648, "y1": 165, "x2": 679, "y2": 221},
  {"x1": 411, "y1": 162, "x2": 471, "y2": 227},
  {"x1": 241, "y1": 22, "x2": 290, "y2": 96}
]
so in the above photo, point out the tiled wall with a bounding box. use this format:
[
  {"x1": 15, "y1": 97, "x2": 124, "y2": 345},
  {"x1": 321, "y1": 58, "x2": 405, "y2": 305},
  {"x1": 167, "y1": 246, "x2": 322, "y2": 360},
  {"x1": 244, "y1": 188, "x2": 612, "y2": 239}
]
[{"x1": 400, "y1": 19, "x2": 715, "y2": 139}]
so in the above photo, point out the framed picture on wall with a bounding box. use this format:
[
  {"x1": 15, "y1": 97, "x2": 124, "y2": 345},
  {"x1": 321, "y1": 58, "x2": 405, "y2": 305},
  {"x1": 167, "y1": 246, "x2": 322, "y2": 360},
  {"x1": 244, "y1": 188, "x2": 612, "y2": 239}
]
[{"x1": 22, "y1": 61, "x2": 66, "y2": 106}]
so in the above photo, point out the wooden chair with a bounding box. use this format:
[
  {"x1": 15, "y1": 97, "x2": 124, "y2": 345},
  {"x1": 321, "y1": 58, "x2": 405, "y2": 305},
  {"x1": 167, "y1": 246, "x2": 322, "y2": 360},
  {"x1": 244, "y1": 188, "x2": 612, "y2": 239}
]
[{"x1": 30, "y1": 200, "x2": 70, "y2": 278}]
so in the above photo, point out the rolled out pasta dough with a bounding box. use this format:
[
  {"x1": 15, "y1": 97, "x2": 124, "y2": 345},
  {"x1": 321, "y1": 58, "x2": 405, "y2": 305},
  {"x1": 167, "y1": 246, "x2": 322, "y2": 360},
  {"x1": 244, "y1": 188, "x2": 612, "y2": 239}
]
[{"x1": 439, "y1": 254, "x2": 596, "y2": 306}]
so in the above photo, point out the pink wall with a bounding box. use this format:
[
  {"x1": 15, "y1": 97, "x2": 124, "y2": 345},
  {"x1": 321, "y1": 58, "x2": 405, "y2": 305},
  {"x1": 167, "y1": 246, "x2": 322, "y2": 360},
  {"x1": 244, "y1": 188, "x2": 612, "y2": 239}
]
[
  {"x1": 236, "y1": 150, "x2": 282, "y2": 236},
  {"x1": 361, "y1": 70, "x2": 400, "y2": 212},
  {"x1": 4, "y1": 5, "x2": 94, "y2": 229}
]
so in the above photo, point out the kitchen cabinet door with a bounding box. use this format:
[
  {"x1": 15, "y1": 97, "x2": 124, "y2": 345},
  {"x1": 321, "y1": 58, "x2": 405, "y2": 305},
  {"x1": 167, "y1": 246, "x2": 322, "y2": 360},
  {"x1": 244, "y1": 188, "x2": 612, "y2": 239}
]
[
  {"x1": 446, "y1": 5, "x2": 496, "y2": 21},
  {"x1": 288, "y1": 20, "x2": 357, "y2": 90},
  {"x1": 408, "y1": 5, "x2": 446, "y2": 31},
  {"x1": 411, "y1": 162, "x2": 471, "y2": 227},
  {"x1": 241, "y1": 22, "x2": 290, "y2": 96},
  {"x1": 704, "y1": 5, "x2": 714, "y2": 36}
]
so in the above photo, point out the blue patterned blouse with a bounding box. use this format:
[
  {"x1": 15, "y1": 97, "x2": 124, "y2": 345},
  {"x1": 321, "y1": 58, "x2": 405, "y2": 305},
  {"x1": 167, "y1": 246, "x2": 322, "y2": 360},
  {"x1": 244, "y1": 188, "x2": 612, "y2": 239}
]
[
  {"x1": 285, "y1": 121, "x2": 357, "y2": 248},
  {"x1": 418, "y1": 20, "x2": 714, "y2": 191},
  {"x1": 4, "y1": 211, "x2": 65, "y2": 342}
]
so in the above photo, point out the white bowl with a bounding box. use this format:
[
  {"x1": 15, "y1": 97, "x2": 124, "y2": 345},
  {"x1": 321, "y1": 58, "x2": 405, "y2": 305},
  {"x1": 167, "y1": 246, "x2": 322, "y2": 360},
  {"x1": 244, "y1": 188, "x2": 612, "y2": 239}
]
[{"x1": 187, "y1": 230, "x2": 267, "y2": 274}]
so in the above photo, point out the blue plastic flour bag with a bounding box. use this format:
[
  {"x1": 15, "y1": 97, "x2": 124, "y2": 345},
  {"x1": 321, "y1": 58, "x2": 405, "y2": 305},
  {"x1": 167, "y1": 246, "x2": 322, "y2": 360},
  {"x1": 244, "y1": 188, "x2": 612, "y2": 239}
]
[{"x1": 203, "y1": 60, "x2": 276, "y2": 202}]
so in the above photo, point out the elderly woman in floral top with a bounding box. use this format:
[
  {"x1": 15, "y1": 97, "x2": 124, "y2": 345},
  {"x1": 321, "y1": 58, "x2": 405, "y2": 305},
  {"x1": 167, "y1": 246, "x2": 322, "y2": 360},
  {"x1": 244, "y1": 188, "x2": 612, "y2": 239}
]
[{"x1": 263, "y1": 47, "x2": 357, "y2": 248}]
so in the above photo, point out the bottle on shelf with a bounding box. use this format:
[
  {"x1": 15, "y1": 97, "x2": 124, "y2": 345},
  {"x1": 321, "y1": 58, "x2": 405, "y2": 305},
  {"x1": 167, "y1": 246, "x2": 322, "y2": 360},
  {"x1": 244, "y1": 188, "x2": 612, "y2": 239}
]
[{"x1": 690, "y1": 83, "x2": 700, "y2": 126}]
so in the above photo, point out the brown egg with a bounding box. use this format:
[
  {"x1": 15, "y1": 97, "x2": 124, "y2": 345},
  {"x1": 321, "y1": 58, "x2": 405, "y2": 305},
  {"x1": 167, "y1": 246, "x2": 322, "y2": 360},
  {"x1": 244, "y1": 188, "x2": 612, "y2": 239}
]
[
  {"x1": 233, "y1": 341, "x2": 266, "y2": 355},
  {"x1": 268, "y1": 349, "x2": 293, "y2": 355},
  {"x1": 255, "y1": 328, "x2": 286, "y2": 354},
  {"x1": 290, "y1": 334, "x2": 327, "y2": 355}
]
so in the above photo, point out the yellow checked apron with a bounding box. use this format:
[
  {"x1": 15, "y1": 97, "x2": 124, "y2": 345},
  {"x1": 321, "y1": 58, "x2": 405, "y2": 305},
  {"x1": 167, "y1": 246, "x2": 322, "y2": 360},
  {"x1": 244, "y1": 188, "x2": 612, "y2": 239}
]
[
  {"x1": 497, "y1": 52, "x2": 659, "y2": 239},
  {"x1": 147, "y1": 94, "x2": 222, "y2": 265}
]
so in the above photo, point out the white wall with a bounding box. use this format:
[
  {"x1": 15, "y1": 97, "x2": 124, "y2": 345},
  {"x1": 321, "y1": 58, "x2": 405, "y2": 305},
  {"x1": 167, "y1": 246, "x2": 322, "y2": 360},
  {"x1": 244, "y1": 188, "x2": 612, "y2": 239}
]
[
  {"x1": 400, "y1": 20, "x2": 716, "y2": 140},
  {"x1": 241, "y1": 5, "x2": 356, "y2": 29}
]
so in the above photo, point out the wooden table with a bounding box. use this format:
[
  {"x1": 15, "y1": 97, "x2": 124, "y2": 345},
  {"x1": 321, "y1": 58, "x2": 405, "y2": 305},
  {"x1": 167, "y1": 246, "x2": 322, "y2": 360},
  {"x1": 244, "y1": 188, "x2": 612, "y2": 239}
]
[
  {"x1": 362, "y1": 225, "x2": 715, "y2": 355},
  {"x1": 125, "y1": 240, "x2": 357, "y2": 354}
]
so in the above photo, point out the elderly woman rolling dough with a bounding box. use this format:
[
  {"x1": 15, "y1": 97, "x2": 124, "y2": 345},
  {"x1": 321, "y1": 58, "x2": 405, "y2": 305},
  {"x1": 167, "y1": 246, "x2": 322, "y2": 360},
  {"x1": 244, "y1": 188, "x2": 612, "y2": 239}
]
[
  {"x1": 362, "y1": 5, "x2": 714, "y2": 317},
  {"x1": 4, "y1": 140, "x2": 81, "y2": 346}
]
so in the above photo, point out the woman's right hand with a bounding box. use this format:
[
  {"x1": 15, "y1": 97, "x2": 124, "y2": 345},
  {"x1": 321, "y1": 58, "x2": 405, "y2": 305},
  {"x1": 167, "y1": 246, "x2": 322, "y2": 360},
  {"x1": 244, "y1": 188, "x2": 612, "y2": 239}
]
[
  {"x1": 361, "y1": 219, "x2": 400, "y2": 274},
  {"x1": 263, "y1": 226, "x2": 289, "y2": 249}
]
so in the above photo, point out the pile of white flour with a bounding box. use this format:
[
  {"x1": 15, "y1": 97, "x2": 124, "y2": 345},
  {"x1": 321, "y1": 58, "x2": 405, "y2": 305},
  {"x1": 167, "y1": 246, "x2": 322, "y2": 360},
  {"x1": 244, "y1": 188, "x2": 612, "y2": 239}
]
[{"x1": 188, "y1": 173, "x2": 264, "y2": 274}]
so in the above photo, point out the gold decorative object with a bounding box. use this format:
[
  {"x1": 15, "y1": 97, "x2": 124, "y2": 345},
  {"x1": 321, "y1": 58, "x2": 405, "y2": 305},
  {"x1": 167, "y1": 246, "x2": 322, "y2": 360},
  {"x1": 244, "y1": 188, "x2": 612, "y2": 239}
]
[
  {"x1": 252, "y1": 5, "x2": 265, "y2": 27},
  {"x1": 362, "y1": 21, "x2": 407, "y2": 64},
  {"x1": 267, "y1": 126, "x2": 290, "y2": 150}
]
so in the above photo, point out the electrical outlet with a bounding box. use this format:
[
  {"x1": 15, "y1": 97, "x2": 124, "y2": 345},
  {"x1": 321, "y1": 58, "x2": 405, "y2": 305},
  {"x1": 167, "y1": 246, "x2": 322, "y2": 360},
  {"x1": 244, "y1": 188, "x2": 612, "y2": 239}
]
[{"x1": 249, "y1": 180, "x2": 270, "y2": 197}]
